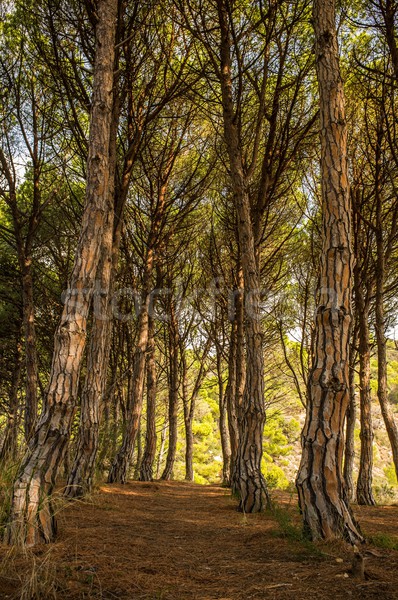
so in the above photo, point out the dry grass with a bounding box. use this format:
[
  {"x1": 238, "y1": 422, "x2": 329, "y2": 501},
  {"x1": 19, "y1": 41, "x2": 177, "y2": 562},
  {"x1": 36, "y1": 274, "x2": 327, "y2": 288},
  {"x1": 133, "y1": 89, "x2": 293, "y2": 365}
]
[{"x1": 0, "y1": 482, "x2": 398, "y2": 599}]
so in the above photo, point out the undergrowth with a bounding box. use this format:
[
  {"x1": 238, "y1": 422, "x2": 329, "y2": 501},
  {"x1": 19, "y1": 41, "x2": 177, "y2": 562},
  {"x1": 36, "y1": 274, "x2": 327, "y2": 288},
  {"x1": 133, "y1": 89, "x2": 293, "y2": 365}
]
[
  {"x1": 268, "y1": 503, "x2": 324, "y2": 558},
  {"x1": 369, "y1": 532, "x2": 398, "y2": 551}
]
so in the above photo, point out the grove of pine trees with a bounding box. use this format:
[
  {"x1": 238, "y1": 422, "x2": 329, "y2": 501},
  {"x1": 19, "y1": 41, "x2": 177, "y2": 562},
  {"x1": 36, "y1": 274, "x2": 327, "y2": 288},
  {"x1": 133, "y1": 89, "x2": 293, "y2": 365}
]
[{"x1": 1, "y1": 0, "x2": 398, "y2": 551}]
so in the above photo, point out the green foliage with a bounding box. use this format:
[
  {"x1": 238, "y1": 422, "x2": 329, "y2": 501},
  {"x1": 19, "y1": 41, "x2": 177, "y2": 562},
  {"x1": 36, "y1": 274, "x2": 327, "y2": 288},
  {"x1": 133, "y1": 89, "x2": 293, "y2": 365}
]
[
  {"x1": 369, "y1": 533, "x2": 398, "y2": 551},
  {"x1": 384, "y1": 463, "x2": 398, "y2": 487}
]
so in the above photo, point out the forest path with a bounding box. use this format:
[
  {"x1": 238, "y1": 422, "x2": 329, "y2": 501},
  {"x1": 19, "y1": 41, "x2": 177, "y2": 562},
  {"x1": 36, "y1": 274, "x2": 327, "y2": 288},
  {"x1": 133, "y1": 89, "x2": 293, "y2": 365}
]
[{"x1": 1, "y1": 480, "x2": 398, "y2": 599}]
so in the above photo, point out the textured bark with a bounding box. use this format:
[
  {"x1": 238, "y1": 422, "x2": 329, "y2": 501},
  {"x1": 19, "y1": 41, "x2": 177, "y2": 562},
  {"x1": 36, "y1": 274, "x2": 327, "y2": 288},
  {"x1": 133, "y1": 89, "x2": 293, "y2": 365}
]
[
  {"x1": 217, "y1": 0, "x2": 268, "y2": 512},
  {"x1": 5, "y1": 0, "x2": 118, "y2": 546},
  {"x1": 355, "y1": 278, "x2": 375, "y2": 506},
  {"x1": 161, "y1": 306, "x2": 179, "y2": 481},
  {"x1": 63, "y1": 235, "x2": 113, "y2": 498},
  {"x1": 296, "y1": 0, "x2": 363, "y2": 543},
  {"x1": 64, "y1": 93, "x2": 119, "y2": 498},
  {"x1": 140, "y1": 317, "x2": 158, "y2": 481}
]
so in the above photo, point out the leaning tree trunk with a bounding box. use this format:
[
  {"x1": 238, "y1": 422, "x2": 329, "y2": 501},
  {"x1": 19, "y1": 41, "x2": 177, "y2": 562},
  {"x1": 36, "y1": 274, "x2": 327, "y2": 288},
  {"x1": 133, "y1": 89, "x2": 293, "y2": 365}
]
[
  {"x1": 374, "y1": 185, "x2": 398, "y2": 480},
  {"x1": 217, "y1": 0, "x2": 268, "y2": 512},
  {"x1": 5, "y1": 0, "x2": 118, "y2": 546},
  {"x1": 139, "y1": 317, "x2": 158, "y2": 481},
  {"x1": 296, "y1": 0, "x2": 363, "y2": 543}
]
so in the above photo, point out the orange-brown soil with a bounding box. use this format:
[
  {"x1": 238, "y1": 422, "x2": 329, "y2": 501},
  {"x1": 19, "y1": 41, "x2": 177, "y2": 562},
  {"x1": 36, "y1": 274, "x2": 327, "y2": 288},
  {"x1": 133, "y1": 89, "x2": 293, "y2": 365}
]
[{"x1": 1, "y1": 481, "x2": 398, "y2": 599}]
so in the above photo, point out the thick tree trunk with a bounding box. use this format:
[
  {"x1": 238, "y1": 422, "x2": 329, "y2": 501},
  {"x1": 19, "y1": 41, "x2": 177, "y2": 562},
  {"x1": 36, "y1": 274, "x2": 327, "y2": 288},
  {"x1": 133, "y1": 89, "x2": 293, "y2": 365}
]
[
  {"x1": 5, "y1": 0, "x2": 118, "y2": 546},
  {"x1": 64, "y1": 75, "x2": 121, "y2": 499},
  {"x1": 140, "y1": 317, "x2": 158, "y2": 481},
  {"x1": 296, "y1": 0, "x2": 363, "y2": 543},
  {"x1": 355, "y1": 285, "x2": 375, "y2": 505},
  {"x1": 161, "y1": 306, "x2": 179, "y2": 481},
  {"x1": 217, "y1": 0, "x2": 268, "y2": 512},
  {"x1": 63, "y1": 239, "x2": 113, "y2": 498}
]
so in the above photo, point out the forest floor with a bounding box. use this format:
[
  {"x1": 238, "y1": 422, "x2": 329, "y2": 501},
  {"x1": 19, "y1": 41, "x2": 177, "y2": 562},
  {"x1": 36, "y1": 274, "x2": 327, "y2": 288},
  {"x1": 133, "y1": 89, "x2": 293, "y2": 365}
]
[{"x1": 1, "y1": 481, "x2": 398, "y2": 599}]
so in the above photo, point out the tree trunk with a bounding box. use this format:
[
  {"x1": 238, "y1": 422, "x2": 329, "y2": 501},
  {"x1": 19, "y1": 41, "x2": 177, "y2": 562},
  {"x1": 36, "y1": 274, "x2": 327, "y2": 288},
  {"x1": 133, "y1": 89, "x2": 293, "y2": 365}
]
[
  {"x1": 231, "y1": 269, "x2": 246, "y2": 494},
  {"x1": 161, "y1": 305, "x2": 179, "y2": 481},
  {"x1": 133, "y1": 421, "x2": 143, "y2": 479},
  {"x1": 296, "y1": 0, "x2": 363, "y2": 543},
  {"x1": 5, "y1": 0, "x2": 118, "y2": 546},
  {"x1": 216, "y1": 345, "x2": 231, "y2": 486},
  {"x1": 63, "y1": 240, "x2": 114, "y2": 498},
  {"x1": 107, "y1": 285, "x2": 151, "y2": 483},
  {"x1": 344, "y1": 347, "x2": 357, "y2": 502},
  {"x1": 217, "y1": 0, "x2": 268, "y2": 512},
  {"x1": 225, "y1": 319, "x2": 238, "y2": 487},
  {"x1": 21, "y1": 260, "x2": 38, "y2": 442},
  {"x1": 355, "y1": 284, "x2": 375, "y2": 505},
  {"x1": 156, "y1": 421, "x2": 168, "y2": 479},
  {"x1": 182, "y1": 352, "x2": 194, "y2": 482},
  {"x1": 140, "y1": 317, "x2": 158, "y2": 481},
  {"x1": 374, "y1": 177, "x2": 398, "y2": 480},
  {"x1": 0, "y1": 343, "x2": 22, "y2": 464}
]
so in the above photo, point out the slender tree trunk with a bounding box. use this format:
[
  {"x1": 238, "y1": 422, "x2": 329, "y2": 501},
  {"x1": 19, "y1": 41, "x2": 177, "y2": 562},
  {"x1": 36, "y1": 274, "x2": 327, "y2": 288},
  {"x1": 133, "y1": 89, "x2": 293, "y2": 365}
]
[
  {"x1": 161, "y1": 306, "x2": 179, "y2": 481},
  {"x1": 231, "y1": 270, "x2": 246, "y2": 493},
  {"x1": 133, "y1": 421, "x2": 143, "y2": 479},
  {"x1": 375, "y1": 183, "x2": 398, "y2": 480},
  {"x1": 0, "y1": 343, "x2": 22, "y2": 464},
  {"x1": 344, "y1": 346, "x2": 357, "y2": 502},
  {"x1": 216, "y1": 346, "x2": 231, "y2": 486},
  {"x1": 217, "y1": 0, "x2": 268, "y2": 511},
  {"x1": 108, "y1": 283, "x2": 151, "y2": 483},
  {"x1": 182, "y1": 355, "x2": 194, "y2": 482},
  {"x1": 5, "y1": 0, "x2": 118, "y2": 546},
  {"x1": 225, "y1": 319, "x2": 238, "y2": 487},
  {"x1": 156, "y1": 421, "x2": 168, "y2": 479},
  {"x1": 20, "y1": 260, "x2": 38, "y2": 442},
  {"x1": 355, "y1": 283, "x2": 375, "y2": 505},
  {"x1": 296, "y1": 0, "x2": 363, "y2": 543},
  {"x1": 140, "y1": 317, "x2": 158, "y2": 481}
]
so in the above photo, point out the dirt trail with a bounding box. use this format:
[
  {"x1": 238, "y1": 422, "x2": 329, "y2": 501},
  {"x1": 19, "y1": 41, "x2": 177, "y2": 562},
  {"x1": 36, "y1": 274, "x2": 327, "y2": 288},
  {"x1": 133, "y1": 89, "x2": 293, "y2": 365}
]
[{"x1": 1, "y1": 481, "x2": 398, "y2": 599}]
